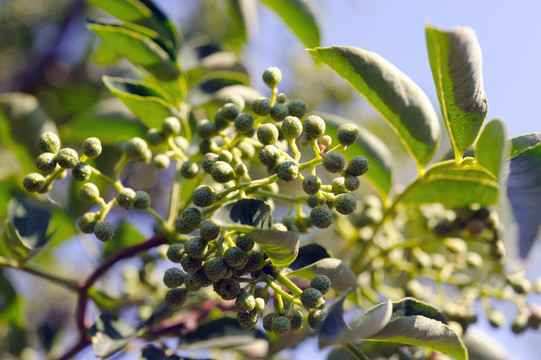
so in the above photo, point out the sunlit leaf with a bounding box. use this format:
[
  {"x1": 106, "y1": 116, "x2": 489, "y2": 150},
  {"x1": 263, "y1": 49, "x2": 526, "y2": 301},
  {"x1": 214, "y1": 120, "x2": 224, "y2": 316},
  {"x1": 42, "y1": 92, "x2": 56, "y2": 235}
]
[
  {"x1": 288, "y1": 243, "x2": 331, "y2": 271},
  {"x1": 309, "y1": 46, "x2": 440, "y2": 167},
  {"x1": 89, "y1": 313, "x2": 136, "y2": 359},
  {"x1": 426, "y1": 26, "x2": 487, "y2": 160},
  {"x1": 288, "y1": 258, "x2": 356, "y2": 292},
  {"x1": 474, "y1": 119, "x2": 507, "y2": 179}
]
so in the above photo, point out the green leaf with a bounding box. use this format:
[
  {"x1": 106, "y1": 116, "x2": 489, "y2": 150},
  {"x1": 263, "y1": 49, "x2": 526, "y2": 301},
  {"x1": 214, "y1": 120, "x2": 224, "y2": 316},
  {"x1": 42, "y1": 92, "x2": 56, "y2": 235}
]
[
  {"x1": 403, "y1": 169, "x2": 499, "y2": 207},
  {"x1": 89, "y1": 313, "x2": 136, "y2": 359},
  {"x1": 367, "y1": 299, "x2": 467, "y2": 360},
  {"x1": 320, "y1": 112, "x2": 393, "y2": 197},
  {"x1": 309, "y1": 46, "x2": 440, "y2": 167},
  {"x1": 0, "y1": 269, "x2": 25, "y2": 328},
  {"x1": 507, "y1": 133, "x2": 541, "y2": 257},
  {"x1": 226, "y1": 0, "x2": 257, "y2": 53},
  {"x1": 287, "y1": 258, "x2": 356, "y2": 292},
  {"x1": 86, "y1": 0, "x2": 178, "y2": 56},
  {"x1": 104, "y1": 221, "x2": 145, "y2": 258},
  {"x1": 250, "y1": 228, "x2": 299, "y2": 267},
  {"x1": 288, "y1": 243, "x2": 331, "y2": 270},
  {"x1": 103, "y1": 76, "x2": 177, "y2": 129},
  {"x1": 261, "y1": 0, "x2": 320, "y2": 48},
  {"x1": 474, "y1": 119, "x2": 507, "y2": 179},
  {"x1": 426, "y1": 26, "x2": 488, "y2": 160},
  {"x1": 88, "y1": 19, "x2": 179, "y2": 81}
]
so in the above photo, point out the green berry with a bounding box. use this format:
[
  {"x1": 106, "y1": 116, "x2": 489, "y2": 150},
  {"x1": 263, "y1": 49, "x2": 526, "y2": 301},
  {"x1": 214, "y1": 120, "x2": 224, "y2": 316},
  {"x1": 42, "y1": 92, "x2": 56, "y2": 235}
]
[
  {"x1": 165, "y1": 288, "x2": 187, "y2": 308},
  {"x1": 224, "y1": 247, "x2": 248, "y2": 268},
  {"x1": 308, "y1": 309, "x2": 327, "y2": 330},
  {"x1": 323, "y1": 152, "x2": 346, "y2": 173},
  {"x1": 272, "y1": 222, "x2": 288, "y2": 232},
  {"x1": 281, "y1": 116, "x2": 303, "y2": 140},
  {"x1": 94, "y1": 221, "x2": 115, "y2": 242},
  {"x1": 80, "y1": 183, "x2": 100, "y2": 202},
  {"x1": 215, "y1": 278, "x2": 241, "y2": 300},
  {"x1": 307, "y1": 194, "x2": 320, "y2": 208},
  {"x1": 252, "y1": 97, "x2": 271, "y2": 116},
  {"x1": 182, "y1": 207, "x2": 203, "y2": 229},
  {"x1": 344, "y1": 174, "x2": 360, "y2": 191},
  {"x1": 347, "y1": 155, "x2": 369, "y2": 176},
  {"x1": 302, "y1": 175, "x2": 322, "y2": 195},
  {"x1": 183, "y1": 273, "x2": 201, "y2": 293},
  {"x1": 175, "y1": 216, "x2": 196, "y2": 234},
  {"x1": 263, "y1": 312, "x2": 279, "y2": 332},
  {"x1": 211, "y1": 161, "x2": 235, "y2": 183},
  {"x1": 200, "y1": 219, "x2": 221, "y2": 241},
  {"x1": 125, "y1": 137, "x2": 149, "y2": 161},
  {"x1": 162, "y1": 116, "x2": 181, "y2": 136},
  {"x1": 488, "y1": 309, "x2": 505, "y2": 328},
  {"x1": 310, "y1": 275, "x2": 331, "y2": 294},
  {"x1": 333, "y1": 194, "x2": 357, "y2": 215},
  {"x1": 72, "y1": 162, "x2": 91, "y2": 181},
  {"x1": 36, "y1": 152, "x2": 57, "y2": 174},
  {"x1": 153, "y1": 154, "x2": 170, "y2": 169},
  {"x1": 337, "y1": 124, "x2": 359, "y2": 146},
  {"x1": 275, "y1": 160, "x2": 298, "y2": 182},
  {"x1": 254, "y1": 297, "x2": 266, "y2": 312},
  {"x1": 82, "y1": 137, "x2": 102, "y2": 158},
  {"x1": 39, "y1": 132, "x2": 61, "y2": 154},
  {"x1": 133, "y1": 191, "x2": 151, "y2": 209},
  {"x1": 226, "y1": 94, "x2": 245, "y2": 111},
  {"x1": 78, "y1": 212, "x2": 99, "y2": 234},
  {"x1": 272, "y1": 316, "x2": 291, "y2": 335},
  {"x1": 237, "y1": 310, "x2": 259, "y2": 329},
  {"x1": 192, "y1": 268, "x2": 214, "y2": 287},
  {"x1": 270, "y1": 103, "x2": 289, "y2": 122},
  {"x1": 294, "y1": 216, "x2": 313, "y2": 234},
  {"x1": 192, "y1": 185, "x2": 217, "y2": 207},
  {"x1": 234, "y1": 163, "x2": 247, "y2": 177},
  {"x1": 56, "y1": 148, "x2": 79, "y2": 169},
  {"x1": 244, "y1": 251, "x2": 265, "y2": 271},
  {"x1": 236, "y1": 292, "x2": 256, "y2": 313},
  {"x1": 276, "y1": 93, "x2": 288, "y2": 103},
  {"x1": 163, "y1": 267, "x2": 185, "y2": 288},
  {"x1": 310, "y1": 204, "x2": 333, "y2": 229},
  {"x1": 180, "y1": 254, "x2": 202, "y2": 274},
  {"x1": 166, "y1": 243, "x2": 183, "y2": 263},
  {"x1": 219, "y1": 150, "x2": 233, "y2": 163},
  {"x1": 289, "y1": 310, "x2": 304, "y2": 331},
  {"x1": 146, "y1": 128, "x2": 165, "y2": 145},
  {"x1": 257, "y1": 123, "x2": 279, "y2": 145},
  {"x1": 287, "y1": 99, "x2": 308, "y2": 118},
  {"x1": 203, "y1": 257, "x2": 228, "y2": 281},
  {"x1": 511, "y1": 313, "x2": 529, "y2": 334},
  {"x1": 202, "y1": 153, "x2": 220, "y2": 174},
  {"x1": 184, "y1": 237, "x2": 207, "y2": 259},
  {"x1": 262, "y1": 67, "x2": 282, "y2": 88},
  {"x1": 222, "y1": 103, "x2": 241, "y2": 121},
  {"x1": 236, "y1": 236, "x2": 254, "y2": 252},
  {"x1": 320, "y1": 135, "x2": 332, "y2": 148},
  {"x1": 303, "y1": 115, "x2": 326, "y2": 141},
  {"x1": 300, "y1": 288, "x2": 325, "y2": 309},
  {"x1": 116, "y1": 187, "x2": 136, "y2": 208},
  {"x1": 258, "y1": 145, "x2": 281, "y2": 169},
  {"x1": 174, "y1": 136, "x2": 189, "y2": 152},
  {"x1": 197, "y1": 119, "x2": 216, "y2": 140},
  {"x1": 237, "y1": 141, "x2": 255, "y2": 159},
  {"x1": 180, "y1": 161, "x2": 199, "y2": 178},
  {"x1": 331, "y1": 177, "x2": 347, "y2": 195},
  {"x1": 214, "y1": 108, "x2": 228, "y2": 130},
  {"x1": 234, "y1": 113, "x2": 254, "y2": 134}
]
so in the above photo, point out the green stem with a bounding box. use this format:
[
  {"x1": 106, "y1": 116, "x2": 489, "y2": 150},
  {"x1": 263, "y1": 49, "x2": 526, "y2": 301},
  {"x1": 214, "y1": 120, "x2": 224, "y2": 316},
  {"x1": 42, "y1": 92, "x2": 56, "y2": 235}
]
[
  {"x1": 167, "y1": 160, "x2": 183, "y2": 226},
  {"x1": 344, "y1": 343, "x2": 370, "y2": 360},
  {"x1": 274, "y1": 271, "x2": 303, "y2": 296},
  {"x1": 90, "y1": 167, "x2": 122, "y2": 191}
]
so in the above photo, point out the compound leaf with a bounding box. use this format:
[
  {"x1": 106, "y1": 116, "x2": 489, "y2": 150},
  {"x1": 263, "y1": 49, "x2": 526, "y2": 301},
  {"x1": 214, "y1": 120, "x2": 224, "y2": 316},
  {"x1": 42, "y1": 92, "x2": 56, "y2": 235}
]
[{"x1": 309, "y1": 46, "x2": 440, "y2": 167}]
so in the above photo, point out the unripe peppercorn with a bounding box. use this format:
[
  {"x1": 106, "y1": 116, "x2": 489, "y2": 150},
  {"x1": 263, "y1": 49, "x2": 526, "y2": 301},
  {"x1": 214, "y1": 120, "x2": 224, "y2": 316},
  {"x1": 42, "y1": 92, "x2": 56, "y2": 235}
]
[
  {"x1": 310, "y1": 275, "x2": 332, "y2": 294},
  {"x1": 163, "y1": 267, "x2": 185, "y2": 288},
  {"x1": 175, "y1": 216, "x2": 196, "y2": 234},
  {"x1": 94, "y1": 221, "x2": 115, "y2": 242},
  {"x1": 153, "y1": 154, "x2": 170, "y2": 169},
  {"x1": 192, "y1": 268, "x2": 213, "y2": 287},
  {"x1": 39, "y1": 132, "x2": 61, "y2": 154},
  {"x1": 236, "y1": 235, "x2": 254, "y2": 252},
  {"x1": 323, "y1": 152, "x2": 346, "y2": 173},
  {"x1": 303, "y1": 115, "x2": 326, "y2": 140},
  {"x1": 252, "y1": 97, "x2": 271, "y2": 116},
  {"x1": 333, "y1": 194, "x2": 357, "y2": 215},
  {"x1": 192, "y1": 185, "x2": 217, "y2": 207},
  {"x1": 275, "y1": 160, "x2": 299, "y2": 182},
  {"x1": 234, "y1": 113, "x2": 254, "y2": 134},
  {"x1": 202, "y1": 153, "x2": 220, "y2": 174},
  {"x1": 226, "y1": 94, "x2": 245, "y2": 111},
  {"x1": 125, "y1": 137, "x2": 149, "y2": 161},
  {"x1": 133, "y1": 190, "x2": 151, "y2": 209},
  {"x1": 344, "y1": 174, "x2": 360, "y2": 191},
  {"x1": 162, "y1": 116, "x2": 181, "y2": 136},
  {"x1": 337, "y1": 124, "x2": 359, "y2": 146},
  {"x1": 203, "y1": 257, "x2": 228, "y2": 281},
  {"x1": 184, "y1": 237, "x2": 207, "y2": 259},
  {"x1": 215, "y1": 278, "x2": 241, "y2": 300},
  {"x1": 56, "y1": 148, "x2": 79, "y2": 169},
  {"x1": 116, "y1": 187, "x2": 136, "y2": 208},
  {"x1": 180, "y1": 254, "x2": 202, "y2": 274},
  {"x1": 276, "y1": 93, "x2": 288, "y2": 103},
  {"x1": 347, "y1": 155, "x2": 369, "y2": 176},
  {"x1": 200, "y1": 219, "x2": 221, "y2": 241},
  {"x1": 166, "y1": 243, "x2": 183, "y2": 263},
  {"x1": 72, "y1": 162, "x2": 91, "y2": 181},
  {"x1": 257, "y1": 123, "x2": 279, "y2": 145},
  {"x1": 78, "y1": 212, "x2": 99, "y2": 233},
  {"x1": 165, "y1": 288, "x2": 187, "y2": 308},
  {"x1": 308, "y1": 309, "x2": 327, "y2": 330},
  {"x1": 180, "y1": 161, "x2": 199, "y2": 178},
  {"x1": 258, "y1": 145, "x2": 281, "y2": 169},
  {"x1": 320, "y1": 135, "x2": 332, "y2": 148},
  {"x1": 211, "y1": 161, "x2": 235, "y2": 183},
  {"x1": 224, "y1": 246, "x2": 248, "y2": 268},
  {"x1": 288, "y1": 99, "x2": 308, "y2": 118},
  {"x1": 282, "y1": 116, "x2": 303, "y2": 140},
  {"x1": 237, "y1": 310, "x2": 259, "y2": 329},
  {"x1": 182, "y1": 207, "x2": 203, "y2": 229},
  {"x1": 310, "y1": 204, "x2": 333, "y2": 229},
  {"x1": 236, "y1": 292, "x2": 256, "y2": 313},
  {"x1": 244, "y1": 250, "x2": 265, "y2": 271},
  {"x1": 234, "y1": 163, "x2": 247, "y2": 177},
  {"x1": 263, "y1": 312, "x2": 280, "y2": 332},
  {"x1": 82, "y1": 137, "x2": 102, "y2": 158},
  {"x1": 289, "y1": 310, "x2": 305, "y2": 331},
  {"x1": 80, "y1": 183, "x2": 100, "y2": 202},
  {"x1": 270, "y1": 103, "x2": 289, "y2": 122},
  {"x1": 36, "y1": 153, "x2": 57, "y2": 174},
  {"x1": 331, "y1": 177, "x2": 347, "y2": 195},
  {"x1": 272, "y1": 316, "x2": 291, "y2": 335},
  {"x1": 300, "y1": 288, "x2": 325, "y2": 309},
  {"x1": 222, "y1": 103, "x2": 241, "y2": 121},
  {"x1": 197, "y1": 119, "x2": 216, "y2": 140},
  {"x1": 262, "y1": 67, "x2": 282, "y2": 88},
  {"x1": 147, "y1": 128, "x2": 165, "y2": 145}
]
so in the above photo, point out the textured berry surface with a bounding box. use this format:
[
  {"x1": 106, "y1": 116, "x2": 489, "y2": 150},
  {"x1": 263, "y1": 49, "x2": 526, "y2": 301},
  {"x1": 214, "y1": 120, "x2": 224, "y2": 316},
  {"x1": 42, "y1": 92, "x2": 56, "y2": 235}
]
[
  {"x1": 219, "y1": 150, "x2": 233, "y2": 163},
  {"x1": 180, "y1": 254, "x2": 202, "y2": 273},
  {"x1": 192, "y1": 268, "x2": 213, "y2": 287},
  {"x1": 215, "y1": 278, "x2": 241, "y2": 300},
  {"x1": 281, "y1": 116, "x2": 303, "y2": 140},
  {"x1": 202, "y1": 153, "x2": 220, "y2": 174},
  {"x1": 193, "y1": 185, "x2": 217, "y2": 207},
  {"x1": 237, "y1": 310, "x2": 259, "y2": 329},
  {"x1": 56, "y1": 148, "x2": 79, "y2": 169},
  {"x1": 236, "y1": 236, "x2": 254, "y2": 252},
  {"x1": 200, "y1": 219, "x2": 220, "y2": 241},
  {"x1": 116, "y1": 187, "x2": 136, "y2": 208},
  {"x1": 337, "y1": 124, "x2": 359, "y2": 146},
  {"x1": 310, "y1": 204, "x2": 333, "y2": 229},
  {"x1": 331, "y1": 177, "x2": 347, "y2": 195},
  {"x1": 347, "y1": 155, "x2": 369, "y2": 176},
  {"x1": 303, "y1": 115, "x2": 326, "y2": 140},
  {"x1": 262, "y1": 66, "x2": 282, "y2": 88},
  {"x1": 270, "y1": 103, "x2": 289, "y2": 122},
  {"x1": 183, "y1": 273, "x2": 201, "y2": 293},
  {"x1": 258, "y1": 145, "x2": 281, "y2": 169},
  {"x1": 163, "y1": 267, "x2": 185, "y2": 288},
  {"x1": 82, "y1": 137, "x2": 102, "y2": 158},
  {"x1": 236, "y1": 292, "x2": 256, "y2": 313},
  {"x1": 182, "y1": 207, "x2": 203, "y2": 229},
  {"x1": 226, "y1": 94, "x2": 245, "y2": 111},
  {"x1": 94, "y1": 221, "x2": 115, "y2": 242},
  {"x1": 310, "y1": 275, "x2": 332, "y2": 294},
  {"x1": 276, "y1": 160, "x2": 299, "y2": 182},
  {"x1": 224, "y1": 247, "x2": 248, "y2": 268},
  {"x1": 133, "y1": 191, "x2": 151, "y2": 209},
  {"x1": 125, "y1": 137, "x2": 149, "y2": 161},
  {"x1": 244, "y1": 251, "x2": 265, "y2": 271},
  {"x1": 162, "y1": 116, "x2": 181, "y2": 136},
  {"x1": 203, "y1": 258, "x2": 228, "y2": 281},
  {"x1": 184, "y1": 237, "x2": 207, "y2": 259},
  {"x1": 39, "y1": 132, "x2": 61, "y2": 154},
  {"x1": 257, "y1": 123, "x2": 279, "y2": 145},
  {"x1": 165, "y1": 288, "x2": 187, "y2": 308},
  {"x1": 78, "y1": 212, "x2": 98, "y2": 234},
  {"x1": 36, "y1": 152, "x2": 57, "y2": 174},
  {"x1": 234, "y1": 113, "x2": 254, "y2": 134},
  {"x1": 323, "y1": 152, "x2": 346, "y2": 173},
  {"x1": 175, "y1": 216, "x2": 195, "y2": 234},
  {"x1": 23, "y1": 173, "x2": 46, "y2": 193},
  {"x1": 302, "y1": 175, "x2": 322, "y2": 195},
  {"x1": 166, "y1": 243, "x2": 183, "y2": 263},
  {"x1": 308, "y1": 309, "x2": 327, "y2": 330},
  {"x1": 211, "y1": 161, "x2": 235, "y2": 183},
  {"x1": 344, "y1": 174, "x2": 360, "y2": 191},
  {"x1": 300, "y1": 288, "x2": 325, "y2": 309},
  {"x1": 80, "y1": 183, "x2": 100, "y2": 202},
  {"x1": 72, "y1": 162, "x2": 91, "y2": 181},
  {"x1": 252, "y1": 97, "x2": 271, "y2": 116},
  {"x1": 181, "y1": 161, "x2": 199, "y2": 178},
  {"x1": 146, "y1": 128, "x2": 165, "y2": 145},
  {"x1": 287, "y1": 99, "x2": 308, "y2": 118},
  {"x1": 222, "y1": 103, "x2": 241, "y2": 121},
  {"x1": 153, "y1": 154, "x2": 170, "y2": 169},
  {"x1": 276, "y1": 93, "x2": 288, "y2": 103},
  {"x1": 263, "y1": 312, "x2": 279, "y2": 332},
  {"x1": 289, "y1": 310, "x2": 304, "y2": 331},
  {"x1": 272, "y1": 316, "x2": 291, "y2": 335},
  {"x1": 333, "y1": 194, "x2": 357, "y2": 215}
]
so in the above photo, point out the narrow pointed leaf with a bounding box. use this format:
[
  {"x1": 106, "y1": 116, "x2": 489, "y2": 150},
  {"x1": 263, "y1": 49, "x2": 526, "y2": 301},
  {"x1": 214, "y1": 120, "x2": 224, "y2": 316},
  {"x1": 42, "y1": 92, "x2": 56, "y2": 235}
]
[
  {"x1": 90, "y1": 314, "x2": 136, "y2": 359},
  {"x1": 88, "y1": 20, "x2": 179, "y2": 81},
  {"x1": 287, "y1": 258, "x2": 356, "y2": 292},
  {"x1": 426, "y1": 26, "x2": 487, "y2": 159},
  {"x1": 321, "y1": 112, "x2": 393, "y2": 197},
  {"x1": 261, "y1": 0, "x2": 320, "y2": 48},
  {"x1": 507, "y1": 133, "x2": 541, "y2": 257},
  {"x1": 103, "y1": 76, "x2": 177, "y2": 129},
  {"x1": 474, "y1": 119, "x2": 507, "y2": 179},
  {"x1": 309, "y1": 46, "x2": 440, "y2": 167}
]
